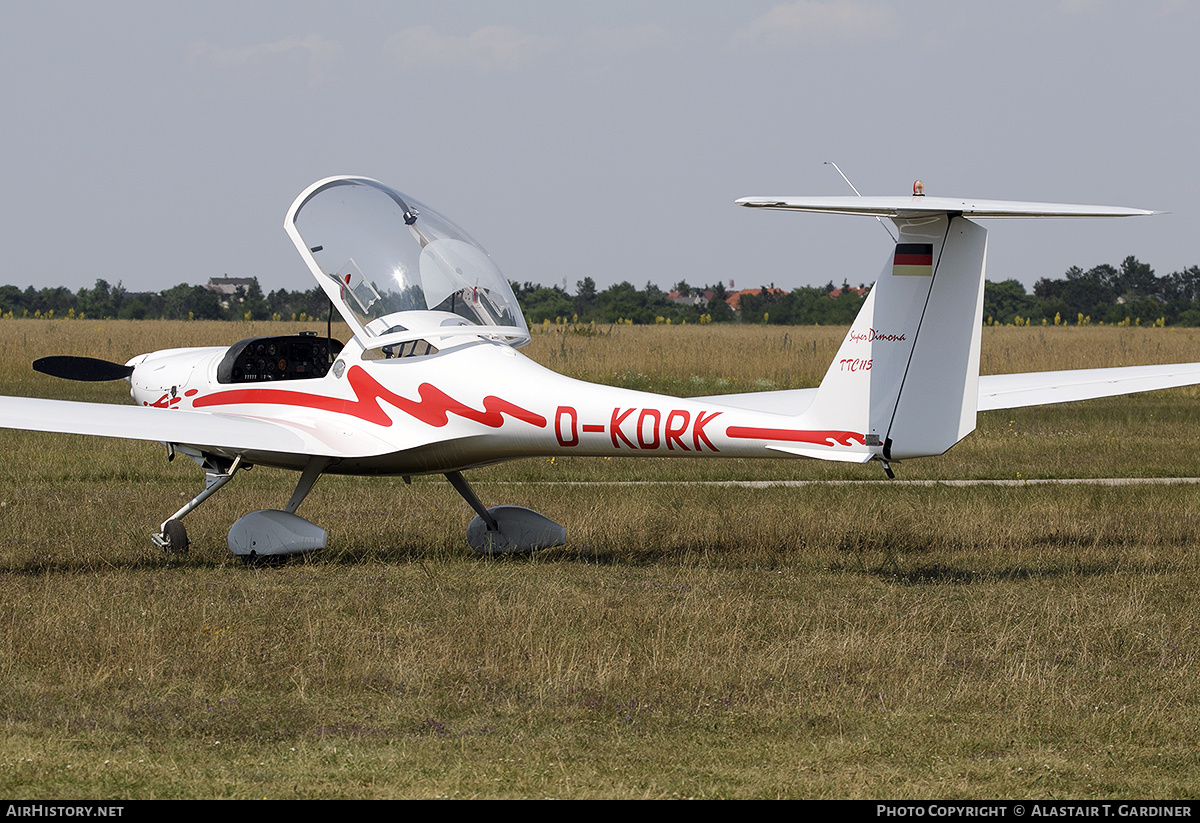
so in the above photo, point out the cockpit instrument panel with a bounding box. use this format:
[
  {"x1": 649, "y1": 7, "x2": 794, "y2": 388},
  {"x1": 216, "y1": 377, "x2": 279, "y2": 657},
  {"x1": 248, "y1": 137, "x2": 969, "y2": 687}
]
[{"x1": 216, "y1": 332, "x2": 343, "y2": 384}]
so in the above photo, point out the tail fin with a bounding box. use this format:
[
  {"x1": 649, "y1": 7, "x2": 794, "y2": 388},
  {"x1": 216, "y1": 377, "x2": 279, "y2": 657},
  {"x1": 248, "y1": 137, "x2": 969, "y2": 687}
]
[
  {"x1": 737, "y1": 194, "x2": 1155, "y2": 462},
  {"x1": 797, "y1": 211, "x2": 986, "y2": 460}
]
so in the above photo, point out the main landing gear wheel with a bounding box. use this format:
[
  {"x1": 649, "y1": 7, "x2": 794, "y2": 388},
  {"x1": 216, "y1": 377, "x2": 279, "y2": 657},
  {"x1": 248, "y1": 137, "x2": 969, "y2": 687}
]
[
  {"x1": 162, "y1": 519, "x2": 189, "y2": 554},
  {"x1": 445, "y1": 471, "x2": 566, "y2": 554}
]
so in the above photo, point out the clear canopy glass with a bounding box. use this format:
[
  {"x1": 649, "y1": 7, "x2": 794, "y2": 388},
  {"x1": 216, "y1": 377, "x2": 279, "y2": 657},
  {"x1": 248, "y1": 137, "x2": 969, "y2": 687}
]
[{"x1": 286, "y1": 177, "x2": 529, "y2": 345}]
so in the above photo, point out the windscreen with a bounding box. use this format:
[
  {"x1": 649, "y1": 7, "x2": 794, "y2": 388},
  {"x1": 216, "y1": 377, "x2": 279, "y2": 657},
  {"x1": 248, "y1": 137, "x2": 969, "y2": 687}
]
[{"x1": 287, "y1": 178, "x2": 528, "y2": 341}]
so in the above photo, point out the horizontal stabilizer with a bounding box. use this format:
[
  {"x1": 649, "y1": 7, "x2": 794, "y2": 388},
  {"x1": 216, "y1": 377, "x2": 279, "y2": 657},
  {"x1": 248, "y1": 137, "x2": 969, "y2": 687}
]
[
  {"x1": 735, "y1": 195, "x2": 1158, "y2": 219},
  {"x1": 767, "y1": 444, "x2": 874, "y2": 463}
]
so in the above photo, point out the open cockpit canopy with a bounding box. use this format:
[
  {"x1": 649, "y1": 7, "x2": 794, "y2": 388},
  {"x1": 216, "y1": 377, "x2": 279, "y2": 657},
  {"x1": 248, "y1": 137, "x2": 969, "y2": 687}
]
[{"x1": 286, "y1": 177, "x2": 529, "y2": 348}]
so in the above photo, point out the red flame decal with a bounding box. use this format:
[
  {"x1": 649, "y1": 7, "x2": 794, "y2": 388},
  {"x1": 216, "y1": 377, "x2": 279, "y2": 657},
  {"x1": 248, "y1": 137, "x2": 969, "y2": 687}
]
[
  {"x1": 193, "y1": 365, "x2": 547, "y2": 430},
  {"x1": 725, "y1": 426, "x2": 864, "y2": 448},
  {"x1": 145, "y1": 393, "x2": 181, "y2": 409}
]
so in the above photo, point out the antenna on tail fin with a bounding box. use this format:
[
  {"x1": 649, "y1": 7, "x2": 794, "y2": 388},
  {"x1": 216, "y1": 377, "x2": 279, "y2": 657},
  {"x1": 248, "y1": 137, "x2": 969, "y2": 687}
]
[{"x1": 823, "y1": 161, "x2": 897, "y2": 242}]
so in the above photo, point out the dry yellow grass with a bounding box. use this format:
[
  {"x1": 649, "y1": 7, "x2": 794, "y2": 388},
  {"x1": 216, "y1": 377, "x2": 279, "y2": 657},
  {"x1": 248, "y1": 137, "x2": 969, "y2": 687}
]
[{"x1": 525, "y1": 320, "x2": 1200, "y2": 389}]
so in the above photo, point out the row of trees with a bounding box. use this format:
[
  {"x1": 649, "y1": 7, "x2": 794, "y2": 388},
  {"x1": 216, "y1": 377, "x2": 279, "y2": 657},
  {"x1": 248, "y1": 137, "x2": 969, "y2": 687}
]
[
  {"x1": 0, "y1": 279, "x2": 332, "y2": 322},
  {"x1": 3, "y1": 255, "x2": 1199, "y2": 326},
  {"x1": 0, "y1": 275, "x2": 867, "y2": 325},
  {"x1": 514, "y1": 277, "x2": 868, "y2": 325},
  {"x1": 987, "y1": 257, "x2": 1200, "y2": 326},
  {"x1": 520, "y1": 255, "x2": 1200, "y2": 327}
]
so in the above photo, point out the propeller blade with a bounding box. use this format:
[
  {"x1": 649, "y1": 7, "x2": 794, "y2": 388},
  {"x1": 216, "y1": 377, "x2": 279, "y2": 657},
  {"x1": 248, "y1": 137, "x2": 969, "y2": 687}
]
[{"x1": 32, "y1": 356, "x2": 135, "y2": 382}]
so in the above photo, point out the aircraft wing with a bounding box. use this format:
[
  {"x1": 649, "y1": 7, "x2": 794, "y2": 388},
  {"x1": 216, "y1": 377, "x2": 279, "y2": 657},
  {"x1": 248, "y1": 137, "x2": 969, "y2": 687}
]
[
  {"x1": 0, "y1": 395, "x2": 396, "y2": 459},
  {"x1": 977, "y1": 363, "x2": 1200, "y2": 411}
]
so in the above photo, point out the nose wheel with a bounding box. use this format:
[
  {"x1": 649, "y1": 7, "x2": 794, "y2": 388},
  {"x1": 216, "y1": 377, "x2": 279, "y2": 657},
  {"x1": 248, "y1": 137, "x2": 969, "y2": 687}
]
[
  {"x1": 151, "y1": 452, "x2": 243, "y2": 554},
  {"x1": 161, "y1": 519, "x2": 189, "y2": 554}
]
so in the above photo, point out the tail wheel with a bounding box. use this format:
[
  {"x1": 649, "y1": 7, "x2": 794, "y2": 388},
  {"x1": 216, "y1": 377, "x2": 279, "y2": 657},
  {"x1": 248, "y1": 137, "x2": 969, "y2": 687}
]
[{"x1": 163, "y1": 519, "x2": 189, "y2": 554}]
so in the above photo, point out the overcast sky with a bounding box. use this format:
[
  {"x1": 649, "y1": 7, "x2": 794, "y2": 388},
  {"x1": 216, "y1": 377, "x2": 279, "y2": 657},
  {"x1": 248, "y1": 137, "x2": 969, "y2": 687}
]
[{"x1": 2, "y1": 1, "x2": 1196, "y2": 297}]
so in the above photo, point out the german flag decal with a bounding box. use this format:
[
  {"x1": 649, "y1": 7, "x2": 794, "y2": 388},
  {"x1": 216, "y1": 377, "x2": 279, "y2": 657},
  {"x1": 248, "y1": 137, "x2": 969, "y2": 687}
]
[{"x1": 892, "y1": 243, "x2": 933, "y2": 277}]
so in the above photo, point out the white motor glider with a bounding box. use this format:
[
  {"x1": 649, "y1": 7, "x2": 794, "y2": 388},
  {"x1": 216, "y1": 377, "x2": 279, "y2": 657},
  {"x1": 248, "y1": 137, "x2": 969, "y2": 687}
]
[{"x1": 3, "y1": 176, "x2": 1199, "y2": 560}]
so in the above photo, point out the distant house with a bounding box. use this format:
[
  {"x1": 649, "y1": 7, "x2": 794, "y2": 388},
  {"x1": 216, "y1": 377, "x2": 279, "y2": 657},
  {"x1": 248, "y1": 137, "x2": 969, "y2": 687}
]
[
  {"x1": 205, "y1": 276, "x2": 258, "y2": 308},
  {"x1": 667, "y1": 290, "x2": 709, "y2": 307},
  {"x1": 205, "y1": 276, "x2": 257, "y2": 297},
  {"x1": 725, "y1": 287, "x2": 785, "y2": 311},
  {"x1": 828, "y1": 286, "x2": 868, "y2": 299}
]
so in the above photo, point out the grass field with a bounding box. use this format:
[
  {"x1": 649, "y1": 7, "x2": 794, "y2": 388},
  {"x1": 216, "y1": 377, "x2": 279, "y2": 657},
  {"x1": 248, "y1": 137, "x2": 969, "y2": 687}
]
[{"x1": 1, "y1": 319, "x2": 1199, "y2": 798}]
